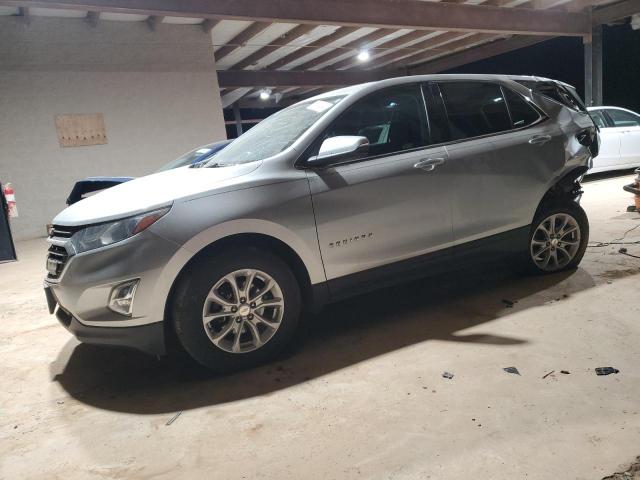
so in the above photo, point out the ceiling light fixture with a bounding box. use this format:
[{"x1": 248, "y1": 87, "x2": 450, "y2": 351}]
[
  {"x1": 357, "y1": 49, "x2": 371, "y2": 62},
  {"x1": 259, "y1": 89, "x2": 272, "y2": 100}
]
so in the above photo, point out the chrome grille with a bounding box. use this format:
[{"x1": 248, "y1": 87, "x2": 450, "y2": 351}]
[
  {"x1": 46, "y1": 245, "x2": 68, "y2": 279},
  {"x1": 46, "y1": 224, "x2": 80, "y2": 279},
  {"x1": 49, "y1": 225, "x2": 80, "y2": 238}
]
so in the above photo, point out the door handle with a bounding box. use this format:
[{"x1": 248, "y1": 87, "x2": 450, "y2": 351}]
[
  {"x1": 414, "y1": 157, "x2": 445, "y2": 172},
  {"x1": 529, "y1": 134, "x2": 552, "y2": 146}
]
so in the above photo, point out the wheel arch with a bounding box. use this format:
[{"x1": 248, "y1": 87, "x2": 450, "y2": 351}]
[
  {"x1": 162, "y1": 228, "x2": 328, "y2": 352},
  {"x1": 533, "y1": 165, "x2": 588, "y2": 220}
]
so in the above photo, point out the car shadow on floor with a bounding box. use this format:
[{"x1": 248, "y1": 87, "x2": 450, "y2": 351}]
[{"x1": 51, "y1": 264, "x2": 595, "y2": 414}]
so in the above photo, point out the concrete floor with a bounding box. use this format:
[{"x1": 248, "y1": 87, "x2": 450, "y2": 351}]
[{"x1": 1, "y1": 173, "x2": 639, "y2": 480}]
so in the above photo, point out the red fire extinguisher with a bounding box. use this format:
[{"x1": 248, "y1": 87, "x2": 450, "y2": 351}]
[{"x1": 3, "y1": 183, "x2": 18, "y2": 218}]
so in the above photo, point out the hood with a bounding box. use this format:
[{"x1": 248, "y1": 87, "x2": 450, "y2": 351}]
[{"x1": 53, "y1": 162, "x2": 261, "y2": 226}]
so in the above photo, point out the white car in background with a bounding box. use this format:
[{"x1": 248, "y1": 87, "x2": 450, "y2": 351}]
[{"x1": 588, "y1": 106, "x2": 640, "y2": 173}]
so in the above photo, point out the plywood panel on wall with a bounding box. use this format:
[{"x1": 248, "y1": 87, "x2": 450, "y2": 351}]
[{"x1": 54, "y1": 113, "x2": 107, "y2": 147}]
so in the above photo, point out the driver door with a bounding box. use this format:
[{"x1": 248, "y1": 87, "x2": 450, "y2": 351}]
[{"x1": 304, "y1": 84, "x2": 453, "y2": 298}]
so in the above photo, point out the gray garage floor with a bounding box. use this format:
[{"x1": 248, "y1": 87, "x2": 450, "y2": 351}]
[{"x1": 1, "y1": 173, "x2": 639, "y2": 480}]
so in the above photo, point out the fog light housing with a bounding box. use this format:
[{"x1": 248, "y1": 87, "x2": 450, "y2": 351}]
[{"x1": 108, "y1": 279, "x2": 139, "y2": 316}]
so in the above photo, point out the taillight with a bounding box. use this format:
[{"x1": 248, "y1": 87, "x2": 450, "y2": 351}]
[
  {"x1": 576, "y1": 127, "x2": 595, "y2": 146},
  {"x1": 576, "y1": 127, "x2": 599, "y2": 157}
]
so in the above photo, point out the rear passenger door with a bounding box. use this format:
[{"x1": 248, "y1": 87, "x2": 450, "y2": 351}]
[{"x1": 428, "y1": 81, "x2": 561, "y2": 247}]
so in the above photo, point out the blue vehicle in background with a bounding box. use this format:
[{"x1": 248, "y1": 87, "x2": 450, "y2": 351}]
[{"x1": 66, "y1": 140, "x2": 232, "y2": 205}]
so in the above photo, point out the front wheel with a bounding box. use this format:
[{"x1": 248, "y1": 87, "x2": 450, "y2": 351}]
[
  {"x1": 525, "y1": 201, "x2": 589, "y2": 274},
  {"x1": 172, "y1": 247, "x2": 301, "y2": 372}
]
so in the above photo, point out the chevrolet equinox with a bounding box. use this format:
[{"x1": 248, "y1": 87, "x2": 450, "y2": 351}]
[{"x1": 44, "y1": 75, "x2": 599, "y2": 372}]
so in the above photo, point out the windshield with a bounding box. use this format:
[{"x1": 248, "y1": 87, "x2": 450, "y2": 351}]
[
  {"x1": 206, "y1": 96, "x2": 345, "y2": 166},
  {"x1": 156, "y1": 141, "x2": 230, "y2": 172},
  {"x1": 157, "y1": 146, "x2": 215, "y2": 172}
]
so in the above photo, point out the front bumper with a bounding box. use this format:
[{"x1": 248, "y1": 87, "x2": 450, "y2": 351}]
[
  {"x1": 44, "y1": 227, "x2": 186, "y2": 355},
  {"x1": 46, "y1": 285, "x2": 165, "y2": 354}
]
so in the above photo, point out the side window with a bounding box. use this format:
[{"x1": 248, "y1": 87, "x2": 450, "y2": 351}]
[
  {"x1": 606, "y1": 109, "x2": 640, "y2": 127},
  {"x1": 589, "y1": 110, "x2": 610, "y2": 129},
  {"x1": 438, "y1": 81, "x2": 512, "y2": 140},
  {"x1": 325, "y1": 84, "x2": 429, "y2": 157},
  {"x1": 503, "y1": 88, "x2": 541, "y2": 128}
]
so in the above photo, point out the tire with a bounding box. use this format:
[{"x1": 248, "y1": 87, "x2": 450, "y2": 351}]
[
  {"x1": 524, "y1": 200, "x2": 589, "y2": 274},
  {"x1": 172, "y1": 247, "x2": 301, "y2": 373}
]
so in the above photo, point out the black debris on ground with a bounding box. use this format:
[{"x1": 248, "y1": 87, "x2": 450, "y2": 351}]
[
  {"x1": 503, "y1": 367, "x2": 520, "y2": 375},
  {"x1": 442, "y1": 371, "x2": 454, "y2": 380},
  {"x1": 542, "y1": 370, "x2": 555, "y2": 379},
  {"x1": 560, "y1": 370, "x2": 570, "y2": 375},
  {"x1": 165, "y1": 411, "x2": 182, "y2": 426},
  {"x1": 596, "y1": 367, "x2": 620, "y2": 376}
]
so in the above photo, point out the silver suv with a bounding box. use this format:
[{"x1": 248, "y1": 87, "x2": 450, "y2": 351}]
[{"x1": 44, "y1": 75, "x2": 598, "y2": 372}]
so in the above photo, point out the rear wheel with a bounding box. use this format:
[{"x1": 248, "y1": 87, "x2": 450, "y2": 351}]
[
  {"x1": 525, "y1": 201, "x2": 589, "y2": 274},
  {"x1": 172, "y1": 248, "x2": 301, "y2": 372}
]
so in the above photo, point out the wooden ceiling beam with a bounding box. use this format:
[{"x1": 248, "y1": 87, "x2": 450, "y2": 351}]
[
  {"x1": 383, "y1": 33, "x2": 502, "y2": 70},
  {"x1": 145, "y1": 15, "x2": 163, "y2": 31},
  {"x1": 0, "y1": 0, "x2": 591, "y2": 36},
  {"x1": 592, "y1": 0, "x2": 640, "y2": 24},
  {"x1": 215, "y1": 21, "x2": 272, "y2": 62},
  {"x1": 201, "y1": 18, "x2": 218, "y2": 33},
  {"x1": 266, "y1": 26, "x2": 360, "y2": 70},
  {"x1": 230, "y1": 24, "x2": 317, "y2": 70},
  {"x1": 407, "y1": 34, "x2": 553, "y2": 73},
  {"x1": 295, "y1": 28, "x2": 397, "y2": 70},
  {"x1": 358, "y1": 31, "x2": 470, "y2": 70},
  {"x1": 220, "y1": 87, "x2": 254, "y2": 108},
  {"x1": 353, "y1": 0, "x2": 575, "y2": 71},
  {"x1": 328, "y1": 30, "x2": 435, "y2": 70}
]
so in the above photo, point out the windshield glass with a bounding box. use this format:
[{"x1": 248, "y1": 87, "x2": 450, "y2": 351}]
[
  {"x1": 206, "y1": 96, "x2": 345, "y2": 166},
  {"x1": 157, "y1": 146, "x2": 215, "y2": 172}
]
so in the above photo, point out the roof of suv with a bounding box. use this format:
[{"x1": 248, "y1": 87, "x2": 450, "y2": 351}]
[{"x1": 311, "y1": 74, "x2": 570, "y2": 101}]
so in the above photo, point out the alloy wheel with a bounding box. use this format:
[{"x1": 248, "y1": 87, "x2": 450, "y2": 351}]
[
  {"x1": 530, "y1": 213, "x2": 581, "y2": 271},
  {"x1": 201, "y1": 269, "x2": 284, "y2": 353}
]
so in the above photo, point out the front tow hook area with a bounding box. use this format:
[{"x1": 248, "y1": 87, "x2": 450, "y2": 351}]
[{"x1": 44, "y1": 285, "x2": 56, "y2": 314}]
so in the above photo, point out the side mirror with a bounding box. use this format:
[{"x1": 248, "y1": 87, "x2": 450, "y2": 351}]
[{"x1": 307, "y1": 136, "x2": 369, "y2": 168}]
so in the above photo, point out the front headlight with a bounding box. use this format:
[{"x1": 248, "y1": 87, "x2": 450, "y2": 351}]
[{"x1": 69, "y1": 206, "x2": 170, "y2": 254}]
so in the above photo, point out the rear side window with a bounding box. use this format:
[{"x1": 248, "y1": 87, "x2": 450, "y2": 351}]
[
  {"x1": 606, "y1": 109, "x2": 640, "y2": 127},
  {"x1": 324, "y1": 84, "x2": 429, "y2": 157},
  {"x1": 503, "y1": 89, "x2": 541, "y2": 128},
  {"x1": 438, "y1": 82, "x2": 511, "y2": 141},
  {"x1": 589, "y1": 110, "x2": 610, "y2": 128}
]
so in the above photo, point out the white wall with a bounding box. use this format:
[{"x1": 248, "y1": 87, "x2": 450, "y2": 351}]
[{"x1": 0, "y1": 17, "x2": 226, "y2": 240}]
